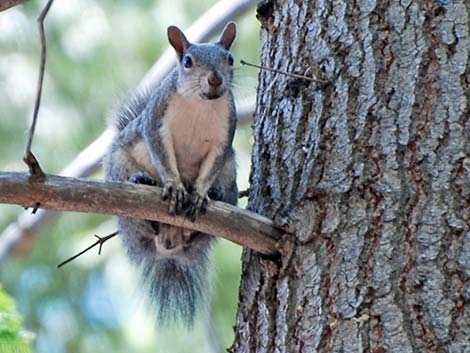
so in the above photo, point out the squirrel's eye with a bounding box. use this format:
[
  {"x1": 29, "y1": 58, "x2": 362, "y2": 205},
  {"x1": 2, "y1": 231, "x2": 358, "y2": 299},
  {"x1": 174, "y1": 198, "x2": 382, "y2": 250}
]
[
  {"x1": 228, "y1": 55, "x2": 234, "y2": 66},
  {"x1": 183, "y1": 56, "x2": 193, "y2": 68}
]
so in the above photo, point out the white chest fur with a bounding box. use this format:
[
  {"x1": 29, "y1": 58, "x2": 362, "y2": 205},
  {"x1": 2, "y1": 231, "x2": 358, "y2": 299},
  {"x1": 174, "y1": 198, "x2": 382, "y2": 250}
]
[{"x1": 161, "y1": 94, "x2": 231, "y2": 180}]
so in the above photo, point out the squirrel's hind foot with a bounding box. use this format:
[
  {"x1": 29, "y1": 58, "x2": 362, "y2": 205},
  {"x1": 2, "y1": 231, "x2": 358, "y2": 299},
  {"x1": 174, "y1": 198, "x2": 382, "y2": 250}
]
[
  {"x1": 207, "y1": 187, "x2": 224, "y2": 201},
  {"x1": 130, "y1": 171, "x2": 157, "y2": 186}
]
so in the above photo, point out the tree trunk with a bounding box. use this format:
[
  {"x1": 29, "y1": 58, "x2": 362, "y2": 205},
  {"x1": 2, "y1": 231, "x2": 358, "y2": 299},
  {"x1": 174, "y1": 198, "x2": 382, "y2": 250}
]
[{"x1": 230, "y1": 1, "x2": 470, "y2": 352}]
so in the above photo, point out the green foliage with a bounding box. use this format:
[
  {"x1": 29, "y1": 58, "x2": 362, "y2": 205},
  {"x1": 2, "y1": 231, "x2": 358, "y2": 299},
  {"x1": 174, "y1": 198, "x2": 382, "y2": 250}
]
[
  {"x1": 0, "y1": 1, "x2": 259, "y2": 352},
  {"x1": 0, "y1": 287, "x2": 33, "y2": 353}
]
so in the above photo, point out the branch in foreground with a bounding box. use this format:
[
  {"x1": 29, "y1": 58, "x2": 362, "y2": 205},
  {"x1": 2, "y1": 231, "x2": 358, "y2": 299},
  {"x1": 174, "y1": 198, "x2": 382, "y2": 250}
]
[
  {"x1": 0, "y1": 0, "x2": 29, "y2": 12},
  {"x1": 0, "y1": 172, "x2": 282, "y2": 256}
]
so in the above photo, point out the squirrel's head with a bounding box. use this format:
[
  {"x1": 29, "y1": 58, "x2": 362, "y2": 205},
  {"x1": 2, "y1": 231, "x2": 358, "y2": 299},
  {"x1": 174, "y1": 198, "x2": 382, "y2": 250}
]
[{"x1": 168, "y1": 22, "x2": 236, "y2": 100}]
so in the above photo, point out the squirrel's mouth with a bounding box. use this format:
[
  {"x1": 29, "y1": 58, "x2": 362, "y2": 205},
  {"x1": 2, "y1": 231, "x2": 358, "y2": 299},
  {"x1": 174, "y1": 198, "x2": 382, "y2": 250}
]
[{"x1": 201, "y1": 89, "x2": 226, "y2": 100}]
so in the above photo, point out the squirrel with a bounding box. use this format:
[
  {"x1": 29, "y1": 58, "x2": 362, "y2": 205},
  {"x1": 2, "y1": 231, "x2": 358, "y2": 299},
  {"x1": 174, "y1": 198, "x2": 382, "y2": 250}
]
[{"x1": 104, "y1": 22, "x2": 238, "y2": 326}]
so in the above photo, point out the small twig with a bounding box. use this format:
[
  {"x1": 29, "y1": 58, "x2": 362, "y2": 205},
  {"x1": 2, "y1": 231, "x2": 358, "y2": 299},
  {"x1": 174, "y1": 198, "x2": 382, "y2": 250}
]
[
  {"x1": 23, "y1": 153, "x2": 45, "y2": 179},
  {"x1": 57, "y1": 231, "x2": 118, "y2": 268},
  {"x1": 240, "y1": 60, "x2": 324, "y2": 83},
  {"x1": 31, "y1": 202, "x2": 40, "y2": 214},
  {"x1": 238, "y1": 189, "x2": 250, "y2": 198},
  {"x1": 263, "y1": 73, "x2": 279, "y2": 93},
  {"x1": 23, "y1": 0, "x2": 54, "y2": 179}
]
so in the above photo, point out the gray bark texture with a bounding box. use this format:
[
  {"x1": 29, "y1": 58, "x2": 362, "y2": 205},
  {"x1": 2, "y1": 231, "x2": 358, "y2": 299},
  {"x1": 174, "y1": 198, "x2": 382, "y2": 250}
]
[{"x1": 230, "y1": 1, "x2": 470, "y2": 352}]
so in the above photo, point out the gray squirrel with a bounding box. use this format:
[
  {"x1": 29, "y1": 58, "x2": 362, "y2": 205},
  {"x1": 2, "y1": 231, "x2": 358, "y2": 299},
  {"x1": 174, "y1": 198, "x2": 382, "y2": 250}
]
[{"x1": 104, "y1": 22, "x2": 238, "y2": 326}]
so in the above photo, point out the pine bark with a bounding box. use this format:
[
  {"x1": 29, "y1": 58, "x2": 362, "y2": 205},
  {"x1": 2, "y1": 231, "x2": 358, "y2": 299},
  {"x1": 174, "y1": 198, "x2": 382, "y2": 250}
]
[{"x1": 230, "y1": 1, "x2": 470, "y2": 352}]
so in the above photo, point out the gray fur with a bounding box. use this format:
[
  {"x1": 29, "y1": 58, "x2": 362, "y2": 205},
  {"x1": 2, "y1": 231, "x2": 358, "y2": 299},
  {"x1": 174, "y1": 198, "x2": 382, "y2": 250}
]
[
  {"x1": 142, "y1": 244, "x2": 213, "y2": 326},
  {"x1": 104, "y1": 23, "x2": 238, "y2": 326},
  {"x1": 114, "y1": 88, "x2": 150, "y2": 131}
]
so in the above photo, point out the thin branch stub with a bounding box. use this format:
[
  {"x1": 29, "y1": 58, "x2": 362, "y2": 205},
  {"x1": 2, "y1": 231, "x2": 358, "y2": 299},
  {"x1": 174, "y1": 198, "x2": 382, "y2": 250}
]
[
  {"x1": 57, "y1": 231, "x2": 118, "y2": 268},
  {"x1": 238, "y1": 189, "x2": 249, "y2": 198},
  {"x1": 240, "y1": 60, "x2": 324, "y2": 83}
]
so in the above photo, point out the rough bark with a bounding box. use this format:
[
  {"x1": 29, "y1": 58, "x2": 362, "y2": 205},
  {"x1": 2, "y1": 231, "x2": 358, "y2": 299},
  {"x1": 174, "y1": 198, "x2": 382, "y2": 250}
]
[{"x1": 231, "y1": 1, "x2": 470, "y2": 352}]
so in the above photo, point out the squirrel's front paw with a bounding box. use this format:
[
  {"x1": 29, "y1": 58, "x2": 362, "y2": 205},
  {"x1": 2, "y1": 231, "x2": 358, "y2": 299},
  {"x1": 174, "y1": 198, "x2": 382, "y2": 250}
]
[
  {"x1": 162, "y1": 180, "x2": 188, "y2": 215},
  {"x1": 186, "y1": 192, "x2": 209, "y2": 222}
]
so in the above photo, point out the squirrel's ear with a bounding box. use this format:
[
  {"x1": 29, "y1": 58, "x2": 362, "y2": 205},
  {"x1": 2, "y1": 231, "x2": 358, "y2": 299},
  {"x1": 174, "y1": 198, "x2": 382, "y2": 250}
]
[
  {"x1": 217, "y1": 22, "x2": 236, "y2": 50},
  {"x1": 167, "y1": 26, "x2": 191, "y2": 59}
]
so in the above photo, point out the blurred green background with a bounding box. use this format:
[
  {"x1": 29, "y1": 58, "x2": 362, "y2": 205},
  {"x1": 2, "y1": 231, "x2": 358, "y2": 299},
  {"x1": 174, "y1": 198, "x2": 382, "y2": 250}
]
[{"x1": 0, "y1": 1, "x2": 260, "y2": 352}]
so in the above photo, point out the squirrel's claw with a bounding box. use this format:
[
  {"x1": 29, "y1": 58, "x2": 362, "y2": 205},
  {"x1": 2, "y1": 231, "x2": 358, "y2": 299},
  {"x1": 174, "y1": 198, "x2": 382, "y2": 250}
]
[
  {"x1": 130, "y1": 171, "x2": 157, "y2": 186},
  {"x1": 187, "y1": 192, "x2": 209, "y2": 222},
  {"x1": 162, "y1": 181, "x2": 188, "y2": 215}
]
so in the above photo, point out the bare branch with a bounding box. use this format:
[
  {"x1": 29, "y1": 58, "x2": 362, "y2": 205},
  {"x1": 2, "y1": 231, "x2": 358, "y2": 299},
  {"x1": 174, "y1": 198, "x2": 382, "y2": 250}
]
[
  {"x1": 0, "y1": 0, "x2": 29, "y2": 12},
  {"x1": 240, "y1": 60, "x2": 325, "y2": 83},
  {"x1": 23, "y1": 0, "x2": 54, "y2": 178},
  {"x1": 57, "y1": 231, "x2": 118, "y2": 268},
  {"x1": 0, "y1": 172, "x2": 282, "y2": 256}
]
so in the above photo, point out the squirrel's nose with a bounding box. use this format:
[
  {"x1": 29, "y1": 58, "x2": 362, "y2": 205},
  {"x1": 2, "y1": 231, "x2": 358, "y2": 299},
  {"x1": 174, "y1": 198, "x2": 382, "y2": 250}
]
[{"x1": 207, "y1": 72, "x2": 223, "y2": 87}]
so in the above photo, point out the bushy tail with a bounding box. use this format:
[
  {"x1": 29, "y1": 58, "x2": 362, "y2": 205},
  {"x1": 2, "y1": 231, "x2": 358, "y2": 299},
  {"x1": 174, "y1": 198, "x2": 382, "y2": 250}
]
[
  {"x1": 113, "y1": 88, "x2": 151, "y2": 131},
  {"x1": 140, "y1": 255, "x2": 213, "y2": 327}
]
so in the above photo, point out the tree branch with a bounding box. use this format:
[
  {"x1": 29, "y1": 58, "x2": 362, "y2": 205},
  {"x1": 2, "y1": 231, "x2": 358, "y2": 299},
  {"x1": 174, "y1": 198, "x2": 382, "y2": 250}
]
[
  {"x1": 0, "y1": 0, "x2": 29, "y2": 12},
  {"x1": 23, "y1": 0, "x2": 54, "y2": 179},
  {"x1": 0, "y1": 172, "x2": 282, "y2": 256}
]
